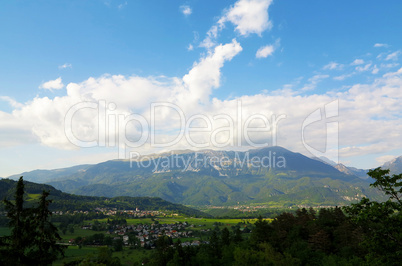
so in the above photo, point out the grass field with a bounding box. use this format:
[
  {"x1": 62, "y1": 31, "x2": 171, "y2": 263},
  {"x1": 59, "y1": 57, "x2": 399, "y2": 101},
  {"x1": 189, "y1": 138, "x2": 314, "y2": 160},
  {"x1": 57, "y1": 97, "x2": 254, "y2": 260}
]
[
  {"x1": 26, "y1": 193, "x2": 42, "y2": 201},
  {"x1": 60, "y1": 227, "x2": 104, "y2": 241},
  {"x1": 85, "y1": 216, "x2": 265, "y2": 229},
  {"x1": 53, "y1": 246, "x2": 98, "y2": 265}
]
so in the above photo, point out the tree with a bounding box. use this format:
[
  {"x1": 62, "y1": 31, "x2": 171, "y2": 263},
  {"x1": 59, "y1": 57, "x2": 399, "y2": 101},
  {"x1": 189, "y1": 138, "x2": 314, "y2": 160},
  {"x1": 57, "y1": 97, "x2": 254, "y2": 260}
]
[
  {"x1": 113, "y1": 237, "x2": 124, "y2": 252},
  {"x1": 208, "y1": 230, "x2": 222, "y2": 261},
  {"x1": 28, "y1": 190, "x2": 65, "y2": 265},
  {"x1": 233, "y1": 227, "x2": 243, "y2": 243},
  {"x1": 1, "y1": 177, "x2": 31, "y2": 264},
  {"x1": 221, "y1": 227, "x2": 231, "y2": 246},
  {"x1": 154, "y1": 236, "x2": 174, "y2": 265},
  {"x1": 0, "y1": 177, "x2": 65, "y2": 265},
  {"x1": 250, "y1": 215, "x2": 271, "y2": 245},
  {"x1": 344, "y1": 168, "x2": 402, "y2": 264}
]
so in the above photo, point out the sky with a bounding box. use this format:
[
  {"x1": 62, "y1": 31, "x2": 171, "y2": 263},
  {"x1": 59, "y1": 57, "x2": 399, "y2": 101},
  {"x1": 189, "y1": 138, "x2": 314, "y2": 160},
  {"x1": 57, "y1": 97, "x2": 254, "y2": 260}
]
[{"x1": 1, "y1": 0, "x2": 402, "y2": 177}]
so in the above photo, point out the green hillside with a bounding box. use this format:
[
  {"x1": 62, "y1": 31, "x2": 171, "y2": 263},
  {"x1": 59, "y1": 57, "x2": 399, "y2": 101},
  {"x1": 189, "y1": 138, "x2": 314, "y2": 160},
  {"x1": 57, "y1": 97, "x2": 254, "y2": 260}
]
[
  {"x1": 0, "y1": 178, "x2": 208, "y2": 217},
  {"x1": 6, "y1": 147, "x2": 388, "y2": 207}
]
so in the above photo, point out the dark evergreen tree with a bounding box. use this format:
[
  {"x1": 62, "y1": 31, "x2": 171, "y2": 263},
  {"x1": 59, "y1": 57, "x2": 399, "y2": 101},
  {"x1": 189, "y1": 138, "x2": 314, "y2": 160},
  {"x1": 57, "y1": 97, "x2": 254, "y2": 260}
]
[
  {"x1": 209, "y1": 230, "x2": 222, "y2": 262},
  {"x1": 221, "y1": 227, "x2": 231, "y2": 246},
  {"x1": 0, "y1": 177, "x2": 65, "y2": 265},
  {"x1": 233, "y1": 227, "x2": 243, "y2": 243},
  {"x1": 1, "y1": 177, "x2": 31, "y2": 264},
  {"x1": 28, "y1": 190, "x2": 66, "y2": 265},
  {"x1": 250, "y1": 215, "x2": 271, "y2": 246}
]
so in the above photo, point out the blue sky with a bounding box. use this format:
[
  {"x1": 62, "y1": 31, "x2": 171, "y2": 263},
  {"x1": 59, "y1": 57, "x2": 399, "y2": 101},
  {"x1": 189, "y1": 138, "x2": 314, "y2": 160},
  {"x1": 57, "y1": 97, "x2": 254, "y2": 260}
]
[{"x1": 1, "y1": 0, "x2": 402, "y2": 177}]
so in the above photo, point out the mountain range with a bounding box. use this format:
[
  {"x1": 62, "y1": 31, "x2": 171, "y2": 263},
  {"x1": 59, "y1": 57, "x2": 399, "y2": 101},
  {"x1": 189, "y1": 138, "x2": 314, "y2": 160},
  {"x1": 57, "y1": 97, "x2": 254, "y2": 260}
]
[{"x1": 5, "y1": 146, "x2": 400, "y2": 207}]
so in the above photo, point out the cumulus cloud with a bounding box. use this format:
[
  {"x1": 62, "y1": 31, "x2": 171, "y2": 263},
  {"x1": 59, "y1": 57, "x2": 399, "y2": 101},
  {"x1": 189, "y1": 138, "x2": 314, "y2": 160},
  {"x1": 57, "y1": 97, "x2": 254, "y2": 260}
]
[
  {"x1": 2, "y1": 0, "x2": 402, "y2": 166},
  {"x1": 187, "y1": 44, "x2": 194, "y2": 51},
  {"x1": 183, "y1": 39, "x2": 243, "y2": 104},
  {"x1": 201, "y1": 0, "x2": 273, "y2": 48},
  {"x1": 222, "y1": 0, "x2": 273, "y2": 36},
  {"x1": 0, "y1": 111, "x2": 35, "y2": 147},
  {"x1": 1, "y1": 39, "x2": 243, "y2": 150},
  {"x1": 39, "y1": 77, "x2": 64, "y2": 90},
  {"x1": 3, "y1": 65, "x2": 402, "y2": 165},
  {"x1": 180, "y1": 5, "x2": 192, "y2": 16}
]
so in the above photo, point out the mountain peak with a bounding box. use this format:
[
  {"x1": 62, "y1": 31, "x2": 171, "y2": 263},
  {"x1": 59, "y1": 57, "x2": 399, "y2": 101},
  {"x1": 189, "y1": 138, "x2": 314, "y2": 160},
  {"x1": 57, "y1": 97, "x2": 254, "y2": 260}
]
[{"x1": 382, "y1": 155, "x2": 402, "y2": 175}]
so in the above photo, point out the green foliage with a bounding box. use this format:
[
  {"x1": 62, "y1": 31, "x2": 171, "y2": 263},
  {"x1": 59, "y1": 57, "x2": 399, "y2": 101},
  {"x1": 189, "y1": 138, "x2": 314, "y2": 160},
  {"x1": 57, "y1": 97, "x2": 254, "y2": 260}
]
[
  {"x1": 233, "y1": 243, "x2": 301, "y2": 266},
  {"x1": 113, "y1": 237, "x2": 124, "y2": 252},
  {"x1": 0, "y1": 177, "x2": 65, "y2": 265},
  {"x1": 250, "y1": 215, "x2": 272, "y2": 245},
  {"x1": 1, "y1": 177, "x2": 31, "y2": 264},
  {"x1": 344, "y1": 167, "x2": 402, "y2": 264},
  {"x1": 28, "y1": 190, "x2": 66, "y2": 264}
]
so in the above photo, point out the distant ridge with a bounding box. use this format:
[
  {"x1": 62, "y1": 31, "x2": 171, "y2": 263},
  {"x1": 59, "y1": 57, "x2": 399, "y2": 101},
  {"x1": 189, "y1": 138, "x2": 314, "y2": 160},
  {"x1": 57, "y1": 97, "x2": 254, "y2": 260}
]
[
  {"x1": 382, "y1": 155, "x2": 402, "y2": 175},
  {"x1": 6, "y1": 146, "x2": 388, "y2": 207},
  {"x1": 0, "y1": 178, "x2": 208, "y2": 217}
]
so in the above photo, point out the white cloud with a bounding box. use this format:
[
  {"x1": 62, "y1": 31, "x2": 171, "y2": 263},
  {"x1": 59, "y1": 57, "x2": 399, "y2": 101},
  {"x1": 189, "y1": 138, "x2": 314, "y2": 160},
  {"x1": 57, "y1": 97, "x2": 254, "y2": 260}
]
[
  {"x1": 223, "y1": 0, "x2": 273, "y2": 36},
  {"x1": 333, "y1": 73, "x2": 355, "y2": 81},
  {"x1": 301, "y1": 74, "x2": 329, "y2": 91},
  {"x1": 0, "y1": 96, "x2": 23, "y2": 108},
  {"x1": 339, "y1": 143, "x2": 394, "y2": 158},
  {"x1": 323, "y1": 62, "x2": 343, "y2": 70},
  {"x1": 255, "y1": 39, "x2": 280, "y2": 59},
  {"x1": 380, "y1": 63, "x2": 399, "y2": 69},
  {"x1": 385, "y1": 51, "x2": 401, "y2": 61},
  {"x1": 351, "y1": 59, "x2": 364, "y2": 65},
  {"x1": 183, "y1": 39, "x2": 243, "y2": 104},
  {"x1": 3, "y1": 38, "x2": 402, "y2": 169},
  {"x1": 0, "y1": 111, "x2": 34, "y2": 147},
  {"x1": 187, "y1": 44, "x2": 194, "y2": 51},
  {"x1": 1, "y1": 39, "x2": 243, "y2": 149},
  {"x1": 256, "y1": 45, "x2": 274, "y2": 58},
  {"x1": 59, "y1": 63, "x2": 72, "y2": 69},
  {"x1": 374, "y1": 43, "x2": 389, "y2": 48},
  {"x1": 201, "y1": 0, "x2": 273, "y2": 48},
  {"x1": 39, "y1": 77, "x2": 64, "y2": 90},
  {"x1": 372, "y1": 65, "x2": 379, "y2": 74},
  {"x1": 180, "y1": 5, "x2": 192, "y2": 16},
  {"x1": 376, "y1": 155, "x2": 397, "y2": 165},
  {"x1": 355, "y1": 63, "x2": 372, "y2": 72},
  {"x1": 3, "y1": 66, "x2": 402, "y2": 166}
]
